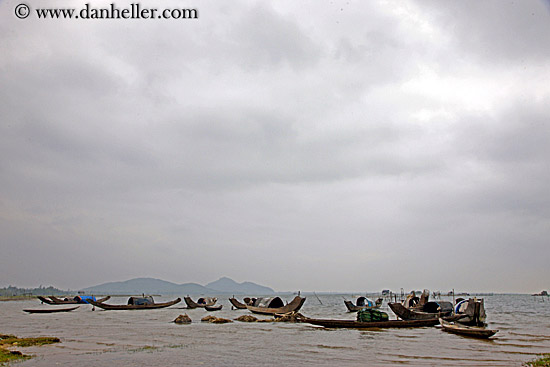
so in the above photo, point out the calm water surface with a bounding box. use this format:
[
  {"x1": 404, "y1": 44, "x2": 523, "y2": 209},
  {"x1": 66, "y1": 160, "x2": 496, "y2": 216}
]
[{"x1": 2, "y1": 294, "x2": 549, "y2": 366}]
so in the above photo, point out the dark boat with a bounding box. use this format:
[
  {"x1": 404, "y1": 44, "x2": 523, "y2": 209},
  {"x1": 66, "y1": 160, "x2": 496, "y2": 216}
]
[
  {"x1": 344, "y1": 297, "x2": 383, "y2": 312},
  {"x1": 246, "y1": 296, "x2": 306, "y2": 316},
  {"x1": 38, "y1": 295, "x2": 111, "y2": 305},
  {"x1": 24, "y1": 306, "x2": 80, "y2": 314},
  {"x1": 184, "y1": 297, "x2": 217, "y2": 309},
  {"x1": 88, "y1": 296, "x2": 181, "y2": 310},
  {"x1": 205, "y1": 305, "x2": 223, "y2": 311},
  {"x1": 302, "y1": 315, "x2": 463, "y2": 329},
  {"x1": 229, "y1": 297, "x2": 256, "y2": 310},
  {"x1": 439, "y1": 318, "x2": 498, "y2": 338},
  {"x1": 388, "y1": 300, "x2": 454, "y2": 320}
]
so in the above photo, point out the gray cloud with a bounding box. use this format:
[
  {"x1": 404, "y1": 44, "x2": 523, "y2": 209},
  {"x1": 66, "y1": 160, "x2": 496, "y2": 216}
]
[{"x1": 0, "y1": 0, "x2": 549, "y2": 293}]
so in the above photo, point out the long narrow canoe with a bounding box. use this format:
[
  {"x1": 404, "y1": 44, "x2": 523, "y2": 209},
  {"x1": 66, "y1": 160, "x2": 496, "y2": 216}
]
[
  {"x1": 183, "y1": 297, "x2": 217, "y2": 309},
  {"x1": 439, "y1": 318, "x2": 498, "y2": 338},
  {"x1": 24, "y1": 306, "x2": 79, "y2": 314},
  {"x1": 302, "y1": 314, "x2": 465, "y2": 329},
  {"x1": 88, "y1": 298, "x2": 181, "y2": 310},
  {"x1": 303, "y1": 317, "x2": 440, "y2": 329},
  {"x1": 38, "y1": 296, "x2": 111, "y2": 305},
  {"x1": 247, "y1": 296, "x2": 306, "y2": 316}
]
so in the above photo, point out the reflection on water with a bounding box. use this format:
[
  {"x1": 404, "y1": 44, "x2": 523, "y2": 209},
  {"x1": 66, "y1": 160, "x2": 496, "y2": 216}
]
[{"x1": 1, "y1": 294, "x2": 549, "y2": 366}]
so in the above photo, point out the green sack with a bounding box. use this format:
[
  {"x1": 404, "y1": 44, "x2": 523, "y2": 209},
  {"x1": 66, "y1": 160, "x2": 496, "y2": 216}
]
[{"x1": 357, "y1": 308, "x2": 389, "y2": 322}]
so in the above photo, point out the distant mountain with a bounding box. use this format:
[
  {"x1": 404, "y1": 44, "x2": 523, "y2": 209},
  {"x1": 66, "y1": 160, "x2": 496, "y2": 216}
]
[
  {"x1": 80, "y1": 277, "x2": 274, "y2": 295},
  {"x1": 205, "y1": 277, "x2": 275, "y2": 295},
  {"x1": 81, "y1": 278, "x2": 212, "y2": 295}
]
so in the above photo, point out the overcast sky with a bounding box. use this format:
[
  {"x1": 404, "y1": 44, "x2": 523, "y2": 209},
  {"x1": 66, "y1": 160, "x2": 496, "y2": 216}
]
[{"x1": 1, "y1": 0, "x2": 549, "y2": 294}]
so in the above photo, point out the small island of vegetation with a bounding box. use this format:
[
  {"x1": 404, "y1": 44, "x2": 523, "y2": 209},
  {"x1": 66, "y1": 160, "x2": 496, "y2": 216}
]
[{"x1": 0, "y1": 334, "x2": 60, "y2": 363}]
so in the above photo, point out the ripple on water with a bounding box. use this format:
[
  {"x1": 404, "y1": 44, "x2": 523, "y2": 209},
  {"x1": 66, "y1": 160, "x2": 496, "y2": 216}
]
[{"x1": 2, "y1": 294, "x2": 550, "y2": 366}]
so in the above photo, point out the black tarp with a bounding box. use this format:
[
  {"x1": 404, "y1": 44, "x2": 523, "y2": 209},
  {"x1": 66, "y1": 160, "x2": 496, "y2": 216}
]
[{"x1": 253, "y1": 297, "x2": 284, "y2": 308}]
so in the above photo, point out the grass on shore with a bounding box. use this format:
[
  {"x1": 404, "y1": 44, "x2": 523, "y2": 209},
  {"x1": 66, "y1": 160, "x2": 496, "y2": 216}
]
[
  {"x1": 525, "y1": 354, "x2": 550, "y2": 367},
  {"x1": 0, "y1": 334, "x2": 60, "y2": 363}
]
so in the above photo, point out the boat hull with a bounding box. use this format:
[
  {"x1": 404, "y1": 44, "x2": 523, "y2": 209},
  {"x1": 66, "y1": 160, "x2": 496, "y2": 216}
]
[
  {"x1": 439, "y1": 318, "x2": 498, "y2": 338},
  {"x1": 88, "y1": 298, "x2": 181, "y2": 310},
  {"x1": 304, "y1": 318, "x2": 438, "y2": 329},
  {"x1": 24, "y1": 306, "x2": 79, "y2": 314},
  {"x1": 229, "y1": 298, "x2": 248, "y2": 309}
]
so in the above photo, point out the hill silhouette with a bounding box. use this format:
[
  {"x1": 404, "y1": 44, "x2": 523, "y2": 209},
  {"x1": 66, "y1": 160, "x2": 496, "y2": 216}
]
[{"x1": 81, "y1": 277, "x2": 274, "y2": 295}]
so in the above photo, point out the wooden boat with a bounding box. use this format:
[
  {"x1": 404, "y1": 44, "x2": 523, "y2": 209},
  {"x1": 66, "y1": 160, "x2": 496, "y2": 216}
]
[
  {"x1": 229, "y1": 297, "x2": 256, "y2": 309},
  {"x1": 38, "y1": 295, "x2": 110, "y2": 305},
  {"x1": 24, "y1": 306, "x2": 79, "y2": 314},
  {"x1": 344, "y1": 297, "x2": 383, "y2": 312},
  {"x1": 205, "y1": 305, "x2": 223, "y2": 311},
  {"x1": 88, "y1": 297, "x2": 181, "y2": 310},
  {"x1": 439, "y1": 318, "x2": 498, "y2": 338},
  {"x1": 302, "y1": 316, "x2": 456, "y2": 329},
  {"x1": 184, "y1": 296, "x2": 217, "y2": 309},
  {"x1": 246, "y1": 296, "x2": 306, "y2": 316},
  {"x1": 389, "y1": 301, "x2": 454, "y2": 320}
]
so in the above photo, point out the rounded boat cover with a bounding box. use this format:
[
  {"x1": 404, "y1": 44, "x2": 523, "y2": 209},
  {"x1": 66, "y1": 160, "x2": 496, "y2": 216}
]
[
  {"x1": 454, "y1": 299, "x2": 469, "y2": 314},
  {"x1": 253, "y1": 297, "x2": 284, "y2": 308}
]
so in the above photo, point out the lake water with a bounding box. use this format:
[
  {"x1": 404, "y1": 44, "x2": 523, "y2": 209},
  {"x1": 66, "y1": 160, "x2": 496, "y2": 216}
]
[{"x1": 2, "y1": 294, "x2": 549, "y2": 366}]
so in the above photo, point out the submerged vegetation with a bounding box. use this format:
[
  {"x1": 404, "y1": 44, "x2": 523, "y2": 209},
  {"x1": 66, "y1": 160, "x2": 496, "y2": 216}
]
[
  {"x1": 525, "y1": 354, "x2": 550, "y2": 367},
  {"x1": 0, "y1": 334, "x2": 60, "y2": 363}
]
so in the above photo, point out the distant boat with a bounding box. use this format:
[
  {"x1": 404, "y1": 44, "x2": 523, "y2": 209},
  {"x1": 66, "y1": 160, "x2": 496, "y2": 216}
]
[
  {"x1": 38, "y1": 295, "x2": 110, "y2": 305},
  {"x1": 439, "y1": 318, "x2": 498, "y2": 338},
  {"x1": 246, "y1": 296, "x2": 306, "y2": 316},
  {"x1": 88, "y1": 296, "x2": 181, "y2": 310},
  {"x1": 344, "y1": 297, "x2": 383, "y2": 312},
  {"x1": 183, "y1": 296, "x2": 217, "y2": 309},
  {"x1": 24, "y1": 306, "x2": 79, "y2": 314}
]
